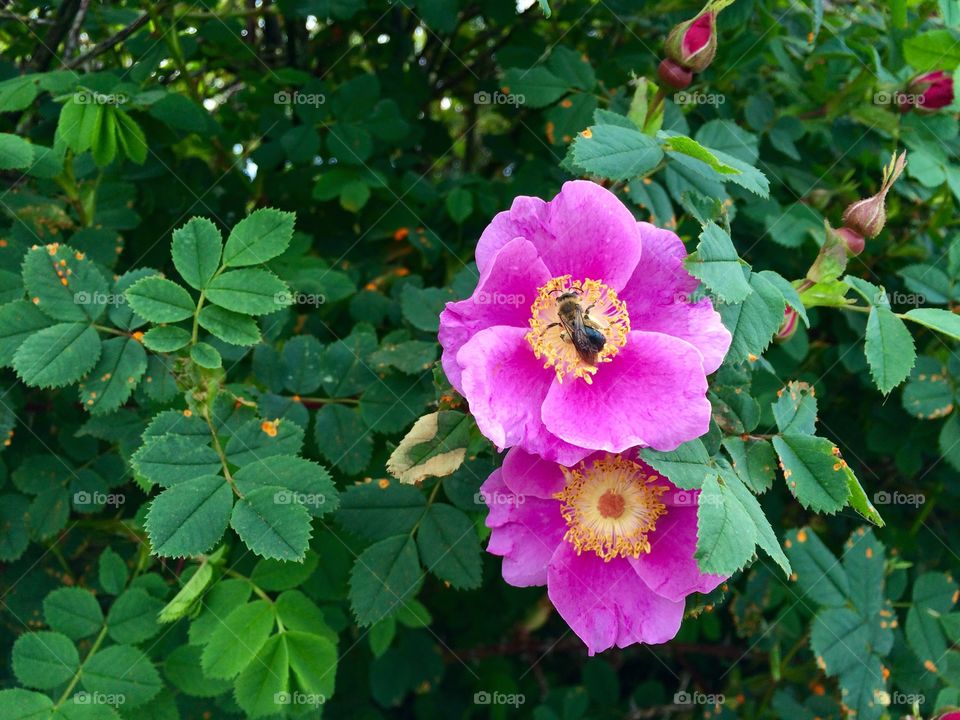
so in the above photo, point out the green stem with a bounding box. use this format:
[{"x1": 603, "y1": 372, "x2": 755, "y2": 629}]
[
  {"x1": 55, "y1": 624, "x2": 109, "y2": 707},
  {"x1": 201, "y1": 404, "x2": 242, "y2": 498},
  {"x1": 891, "y1": 0, "x2": 907, "y2": 30}
]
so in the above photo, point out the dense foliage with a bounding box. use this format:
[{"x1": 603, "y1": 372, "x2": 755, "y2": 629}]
[{"x1": 2, "y1": 0, "x2": 960, "y2": 718}]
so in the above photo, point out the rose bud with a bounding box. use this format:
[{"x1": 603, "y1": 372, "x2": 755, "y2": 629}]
[
  {"x1": 905, "y1": 70, "x2": 954, "y2": 112},
  {"x1": 836, "y1": 227, "x2": 865, "y2": 256},
  {"x1": 658, "y1": 58, "x2": 693, "y2": 90},
  {"x1": 664, "y1": 11, "x2": 717, "y2": 73},
  {"x1": 841, "y1": 150, "x2": 907, "y2": 240},
  {"x1": 774, "y1": 307, "x2": 800, "y2": 343}
]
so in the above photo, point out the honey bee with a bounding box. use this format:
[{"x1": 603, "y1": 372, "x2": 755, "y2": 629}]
[{"x1": 542, "y1": 290, "x2": 606, "y2": 365}]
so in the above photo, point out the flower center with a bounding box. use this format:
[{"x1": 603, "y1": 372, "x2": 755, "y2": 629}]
[
  {"x1": 554, "y1": 455, "x2": 667, "y2": 562},
  {"x1": 526, "y1": 275, "x2": 630, "y2": 384}
]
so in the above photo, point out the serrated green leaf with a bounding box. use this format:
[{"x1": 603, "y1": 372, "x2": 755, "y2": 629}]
[
  {"x1": 198, "y1": 304, "x2": 261, "y2": 345},
  {"x1": 105, "y1": 588, "x2": 163, "y2": 644},
  {"x1": 125, "y1": 276, "x2": 195, "y2": 323},
  {"x1": 723, "y1": 469, "x2": 791, "y2": 576},
  {"x1": 285, "y1": 630, "x2": 338, "y2": 698},
  {"x1": 251, "y1": 553, "x2": 319, "y2": 592},
  {"x1": 234, "y1": 634, "x2": 288, "y2": 718},
  {"x1": 722, "y1": 436, "x2": 776, "y2": 493},
  {"x1": 417, "y1": 503, "x2": 482, "y2": 589},
  {"x1": 773, "y1": 434, "x2": 850, "y2": 513},
  {"x1": 314, "y1": 404, "x2": 373, "y2": 474},
  {"x1": 349, "y1": 534, "x2": 423, "y2": 626},
  {"x1": 0, "y1": 301, "x2": 55, "y2": 366},
  {"x1": 773, "y1": 381, "x2": 818, "y2": 434},
  {"x1": 12, "y1": 631, "x2": 79, "y2": 689},
  {"x1": 202, "y1": 599, "x2": 276, "y2": 679},
  {"x1": 172, "y1": 217, "x2": 222, "y2": 290},
  {"x1": 225, "y1": 418, "x2": 304, "y2": 466},
  {"x1": 97, "y1": 547, "x2": 127, "y2": 595},
  {"x1": 81, "y1": 645, "x2": 162, "y2": 707},
  {"x1": 230, "y1": 486, "x2": 312, "y2": 560},
  {"x1": 0, "y1": 688, "x2": 53, "y2": 719},
  {"x1": 205, "y1": 269, "x2": 289, "y2": 315},
  {"x1": 784, "y1": 527, "x2": 850, "y2": 607},
  {"x1": 157, "y1": 561, "x2": 213, "y2": 623},
  {"x1": 904, "y1": 307, "x2": 960, "y2": 341},
  {"x1": 0, "y1": 133, "x2": 34, "y2": 170},
  {"x1": 338, "y1": 480, "x2": 426, "y2": 540},
  {"x1": 695, "y1": 474, "x2": 758, "y2": 575},
  {"x1": 570, "y1": 125, "x2": 664, "y2": 180},
  {"x1": 720, "y1": 270, "x2": 786, "y2": 363},
  {"x1": 686, "y1": 224, "x2": 751, "y2": 303},
  {"x1": 141, "y1": 325, "x2": 191, "y2": 352},
  {"x1": 234, "y1": 455, "x2": 338, "y2": 518},
  {"x1": 223, "y1": 208, "x2": 296, "y2": 267},
  {"x1": 13, "y1": 322, "x2": 101, "y2": 388},
  {"x1": 640, "y1": 439, "x2": 714, "y2": 489},
  {"x1": 133, "y1": 434, "x2": 220, "y2": 488},
  {"x1": 78, "y1": 336, "x2": 147, "y2": 414},
  {"x1": 22, "y1": 243, "x2": 109, "y2": 322},
  {"x1": 190, "y1": 341, "x2": 221, "y2": 368},
  {"x1": 145, "y1": 475, "x2": 233, "y2": 557},
  {"x1": 865, "y1": 306, "x2": 916, "y2": 393},
  {"x1": 43, "y1": 587, "x2": 103, "y2": 640},
  {"x1": 500, "y1": 66, "x2": 567, "y2": 108}
]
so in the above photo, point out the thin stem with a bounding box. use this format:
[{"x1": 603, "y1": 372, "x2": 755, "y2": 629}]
[
  {"x1": 55, "y1": 624, "x2": 109, "y2": 706},
  {"x1": 201, "y1": 405, "x2": 243, "y2": 498}
]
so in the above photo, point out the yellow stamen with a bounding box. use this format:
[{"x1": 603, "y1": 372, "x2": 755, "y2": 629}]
[
  {"x1": 554, "y1": 455, "x2": 667, "y2": 561},
  {"x1": 526, "y1": 275, "x2": 630, "y2": 383}
]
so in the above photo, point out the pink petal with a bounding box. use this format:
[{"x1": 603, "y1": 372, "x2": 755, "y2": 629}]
[
  {"x1": 457, "y1": 325, "x2": 590, "y2": 465},
  {"x1": 547, "y1": 543, "x2": 685, "y2": 654},
  {"x1": 619, "y1": 222, "x2": 731, "y2": 373},
  {"x1": 683, "y1": 13, "x2": 713, "y2": 55},
  {"x1": 480, "y1": 467, "x2": 566, "y2": 587},
  {"x1": 476, "y1": 180, "x2": 642, "y2": 290},
  {"x1": 541, "y1": 330, "x2": 712, "y2": 453},
  {"x1": 439, "y1": 238, "x2": 551, "y2": 392},
  {"x1": 629, "y1": 503, "x2": 726, "y2": 602},
  {"x1": 502, "y1": 446, "x2": 566, "y2": 500}
]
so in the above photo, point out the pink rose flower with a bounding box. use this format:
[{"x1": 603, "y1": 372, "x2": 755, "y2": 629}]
[
  {"x1": 439, "y1": 180, "x2": 731, "y2": 465},
  {"x1": 481, "y1": 447, "x2": 726, "y2": 654}
]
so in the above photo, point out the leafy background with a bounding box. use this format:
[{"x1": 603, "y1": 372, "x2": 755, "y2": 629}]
[{"x1": 1, "y1": 0, "x2": 960, "y2": 718}]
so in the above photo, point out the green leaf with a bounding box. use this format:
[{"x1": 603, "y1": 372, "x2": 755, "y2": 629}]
[
  {"x1": 97, "y1": 547, "x2": 128, "y2": 595},
  {"x1": 0, "y1": 75, "x2": 39, "y2": 112},
  {"x1": 125, "y1": 276, "x2": 195, "y2": 323},
  {"x1": 349, "y1": 534, "x2": 423, "y2": 626},
  {"x1": 417, "y1": 503, "x2": 482, "y2": 589},
  {"x1": 640, "y1": 439, "x2": 714, "y2": 489},
  {"x1": 370, "y1": 340, "x2": 439, "y2": 375},
  {"x1": 285, "y1": 630, "x2": 338, "y2": 699},
  {"x1": 0, "y1": 133, "x2": 34, "y2": 170},
  {"x1": 845, "y1": 469, "x2": 885, "y2": 527},
  {"x1": 773, "y1": 434, "x2": 850, "y2": 513},
  {"x1": 145, "y1": 475, "x2": 233, "y2": 557},
  {"x1": 314, "y1": 404, "x2": 373, "y2": 475},
  {"x1": 133, "y1": 434, "x2": 220, "y2": 488},
  {"x1": 106, "y1": 588, "x2": 163, "y2": 644},
  {"x1": 234, "y1": 455, "x2": 338, "y2": 518},
  {"x1": 234, "y1": 634, "x2": 288, "y2": 717},
  {"x1": 43, "y1": 587, "x2": 104, "y2": 640},
  {"x1": 141, "y1": 325, "x2": 191, "y2": 352},
  {"x1": 201, "y1": 599, "x2": 276, "y2": 679},
  {"x1": 13, "y1": 323, "x2": 102, "y2": 389},
  {"x1": 223, "y1": 208, "x2": 296, "y2": 267},
  {"x1": 811, "y1": 607, "x2": 872, "y2": 675},
  {"x1": 695, "y1": 474, "x2": 758, "y2": 575},
  {"x1": 225, "y1": 418, "x2": 304, "y2": 466},
  {"x1": 773, "y1": 381, "x2": 818, "y2": 434},
  {"x1": 251, "y1": 553, "x2": 320, "y2": 591},
  {"x1": 281, "y1": 335, "x2": 323, "y2": 393},
  {"x1": 0, "y1": 689, "x2": 53, "y2": 719},
  {"x1": 0, "y1": 301, "x2": 55, "y2": 366},
  {"x1": 723, "y1": 469, "x2": 792, "y2": 576},
  {"x1": 719, "y1": 271, "x2": 786, "y2": 364},
  {"x1": 158, "y1": 561, "x2": 214, "y2": 623},
  {"x1": 22, "y1": 243, "x2": 109, "y2": 322},
  {"x1": 865, "y1": 306, "x2": 917, "y2": 393},
  {"x1": 205, "y1": 269, "x2": 289, "y2": 315},
  {"x1": 0, "y1": 494, "x2": 30, "y2": 562},
  {"x1": 501, "y1": 66, "x2": 567, "y2": 108},
  {"x1": 198, "y1": 304, "x2": 261, "y2": 345},
  {"x1": 904, "y1": 307, "x2": 960, "y2": 341},
  {"x1": 446, "y1": 188, "x2": 473, "y2": 223},
  {"x1": 187, "y1": 579, "x2": 252, "y2": 644},
  {"x1": 902, "y1": 357, "x2": 954, "y2": 420},
  {"x1": 784, "y1": 527, "x2": 850, "y2": 607},
  {"x1": 338, "y1": 480, "x2": 426, "y2": 540},
  {"x1": 570, "y1": 125, "x2": 664, "y2": 180},
  {"x1": 230, "y1": 486, "x2": 312, "y2": 560},
  {"x1": 386, "y1": 411, "x2": 472, "y2": 484},
  {"x1": 190, "y1": 341, "x2": 221, "y2": 368},
  {"x1": 12, "y1": 631, "x2": 79, "y2": 689},
  {"x1": 664, "y1": 134, "x2": 740, "y2": 174},
  {"x1": 722, "y1": 437, "x2": 776, "y2": 493},
  {"x1": 78, "y1": 336, "x2": 147, "y2": 415},
  {"x1": 686, "y1": 224, "x2": 752, "y2": 303},
  {"x1": 904, "y1": 29, "x2": 960, "y2": 72},
  {"x1": 172, "y1": 217, "x2": 223, "y2": 290},
  {"x1": 81, "y1": 645, "x2": 162, "y2": 708}
]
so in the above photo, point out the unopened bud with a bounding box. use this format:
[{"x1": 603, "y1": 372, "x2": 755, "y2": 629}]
[
  {"x1": 664, "y1": 11, "x2": 717, "y2": 73},
  {"x1": 836, "y1": 227, "x2": 865, "y2": 256},
  {"x1": 841, "y1": 151, "x2": 907, "y2": 239},
  {"x1": 658, "y1": 59, "x2": 693, "y2": 90},
  {"x1": 775, "y1": 307, "x2": 800, "y2": 343},
  {"x1": 904, "y1": 70, "x2": 954, "y2": 112}
]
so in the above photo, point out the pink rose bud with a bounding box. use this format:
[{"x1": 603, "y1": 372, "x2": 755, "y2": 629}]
[
  {"x1": 906, "y1": 70, "x2": 954, "y2": 112},
  {"x1": 775, "y1": 307, "x2": 800, "y2": 343},
  {"x1": 664, "y1": 11, "x2": 717, "y2": 73},
  {"x1": 841, "y1": 150, "x2": 907, "y2": 239},
  {"x1": 836, "y1": 227, "x2": 865, "y2": 255},
  {"x1": 658, "y1": 58, "x2": 693, "y2": 90}
]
